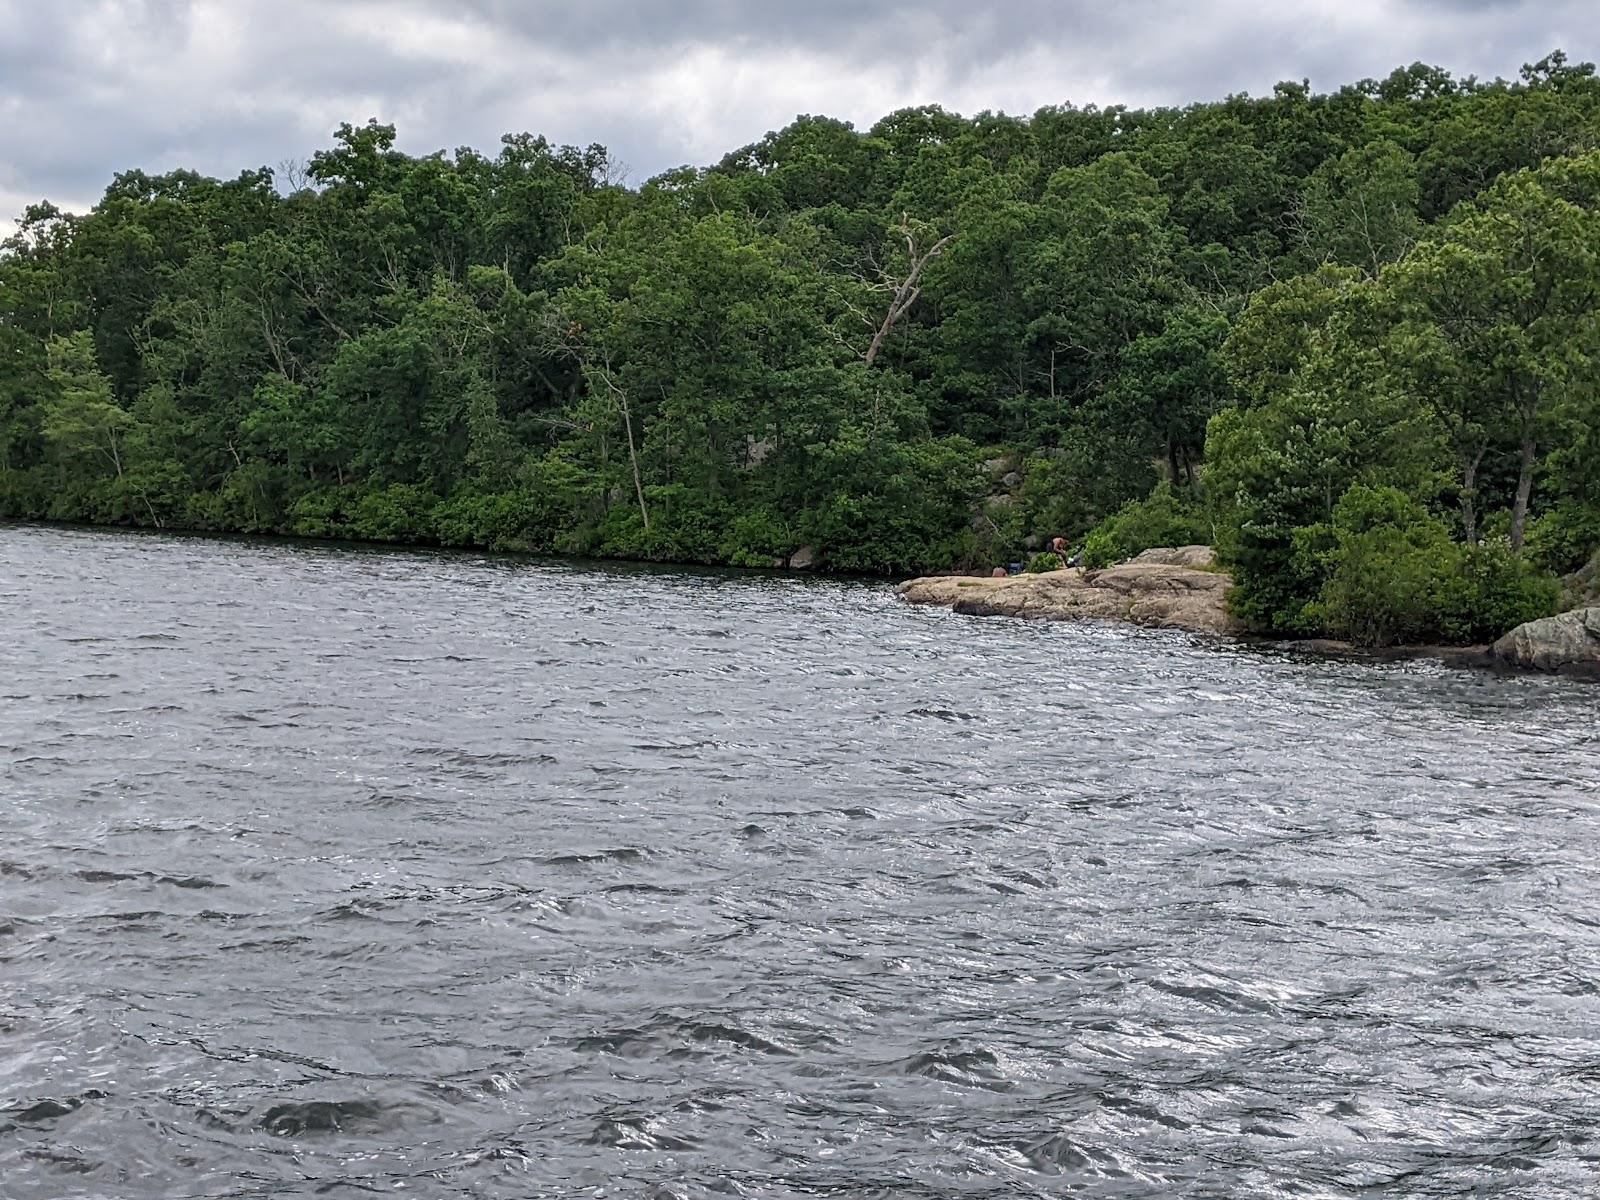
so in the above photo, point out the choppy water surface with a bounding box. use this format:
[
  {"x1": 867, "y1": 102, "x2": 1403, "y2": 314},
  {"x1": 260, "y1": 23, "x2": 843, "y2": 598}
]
[{"x1": 4, "y1": 525, "x2": 1600, "y2": 1199}]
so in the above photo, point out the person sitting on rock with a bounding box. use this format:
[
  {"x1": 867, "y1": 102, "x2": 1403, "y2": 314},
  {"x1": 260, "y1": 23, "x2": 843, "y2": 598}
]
[{"x1": 1050, "y1": 537, "x2": 1083, "y2": 569}]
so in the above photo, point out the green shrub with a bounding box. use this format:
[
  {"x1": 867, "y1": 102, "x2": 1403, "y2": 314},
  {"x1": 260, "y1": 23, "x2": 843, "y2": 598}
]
[
  {"x1": 1026, "y1": 551, "x2": 1064, "y2": 573},
  {"x1": 182, "y1": 489, "x2": 229, "y2": 532},
  {"x1": 288, "y1": 487, "x2": 352, "y2": 538},
  {"x1": 972, "y1": 466, "x2": 1030, "y2": 568},
  {"x1": 598, "y1": 485, "x2": 732, "y2": 564},
  {"x1": 1525, "y1": 503, "x2": 1600, "y2": 577},
  {"x1": 349, "y1": 484, "x2": 439, "y2": 543},
  {"x1": 718, "y1": 505, "x2": 792, "y2": 568},
  {"x1": 431, "y1": 490, "x2": 557, "y2": 553},
  {"x1": 1080, "y1": 482, "x2": 1211, "y2": 569},
  {"x1": 1015, "y1": 429, "x2": 1160, "y2": 552},
  {"x1": 1313, "y1": 531, "x2": 1456, "y2": 647},
  {"x1": 1312, "y1": 487, "x2": 1458, "y2": 646},
  {"x1": 1435, "y1": 542, "x2": 1561, "y2": 643},
  {"x1": 1221, "y1": 519, "x2": 1343, "y2": 637},
  {"x1": 0, "y1": 466, "x2": 49, "y2": 519},
  {"x1": 217, "y1": 462, "x2": 291, "y2": 533},
  {"x1": 1312, "y1": 487, "x2": 1558, "y2": 646},
  {"x1": 799, "y1": 434, "x2": 984, "y2": 574}
]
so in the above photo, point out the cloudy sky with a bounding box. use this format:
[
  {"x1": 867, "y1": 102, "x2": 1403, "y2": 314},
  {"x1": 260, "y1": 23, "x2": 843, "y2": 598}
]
[{"x1": 1, "y1": 0, "x2": 1594, "y2": 233}]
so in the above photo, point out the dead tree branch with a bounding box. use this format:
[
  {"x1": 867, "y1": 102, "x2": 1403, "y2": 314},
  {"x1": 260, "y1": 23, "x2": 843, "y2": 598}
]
[{"x1": 863, "y1": 215, "x2": 954, "y2": 367}]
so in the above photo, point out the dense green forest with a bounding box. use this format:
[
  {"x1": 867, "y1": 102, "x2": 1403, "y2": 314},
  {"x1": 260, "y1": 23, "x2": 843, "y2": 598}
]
[{"x1": 4, "y1": 53, "x2": 1599, "y2": 644}]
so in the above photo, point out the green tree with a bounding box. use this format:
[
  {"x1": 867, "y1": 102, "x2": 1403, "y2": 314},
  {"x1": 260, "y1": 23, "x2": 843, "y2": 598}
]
[
  {"x1": 1383, "y1": 152, "x2": 1600, "y2": 550},
  {"x1": 42, "y1": 331, "x2": 135, "y2": 483},
  {"x1": 1296, "y1": 140, "x2": 1423, "y2": 274},
  {"x1": 0, "y1": 55, "x2": 1596, "y2": 598}
]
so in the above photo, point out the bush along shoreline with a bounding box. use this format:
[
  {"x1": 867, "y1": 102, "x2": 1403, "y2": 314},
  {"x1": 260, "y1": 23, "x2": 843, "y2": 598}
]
[{"x1": 3, "y1": 53, "x2": 1597, "y2": 647}]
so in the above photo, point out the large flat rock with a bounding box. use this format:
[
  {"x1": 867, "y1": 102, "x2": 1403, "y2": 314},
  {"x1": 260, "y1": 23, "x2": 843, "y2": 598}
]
[
  {"x1": 898, "y1": 561, "x2": 1236, "y2": 635},
  {"x1": 1129, "y1": 545, "x2": 1217, "y2": 569}
]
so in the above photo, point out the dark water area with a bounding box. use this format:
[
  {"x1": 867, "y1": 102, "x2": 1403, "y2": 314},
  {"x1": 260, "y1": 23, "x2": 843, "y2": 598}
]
[{"x1": 3, "y1": 523, "x2": 1599, "y2": 1199}]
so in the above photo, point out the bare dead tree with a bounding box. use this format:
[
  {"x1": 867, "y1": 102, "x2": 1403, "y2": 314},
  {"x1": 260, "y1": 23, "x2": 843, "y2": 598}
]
[
  {"x1": 862, "y1": 215, "x2": 954, "y2": 367},
  {"x1": 278, "y1": 158, "x2": 314, "y2": 196}
]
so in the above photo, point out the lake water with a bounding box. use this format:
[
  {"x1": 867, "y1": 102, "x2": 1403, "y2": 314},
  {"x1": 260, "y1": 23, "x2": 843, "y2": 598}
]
[{"x1": 3, "y1": 523, "x2": 1599, "y2": 1199}]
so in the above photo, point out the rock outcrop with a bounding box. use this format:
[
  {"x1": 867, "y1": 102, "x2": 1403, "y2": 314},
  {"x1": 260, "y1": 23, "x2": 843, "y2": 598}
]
[
  {"x1": 1491, "y1": 607, "x2": 1600, "y2": 677},
  {"x1": 902, "y1": 544, "x2": 1600, "y2": 679},
  {"x1": 899, "y1": 559, "x2": 1235, "y2": 635},
  {"x1": 1128, "y1": 545, "x2": 1217, "y2": 569},
  {"x1": 1564, "y1": 551, "x2": 1599, "y2": 609}
]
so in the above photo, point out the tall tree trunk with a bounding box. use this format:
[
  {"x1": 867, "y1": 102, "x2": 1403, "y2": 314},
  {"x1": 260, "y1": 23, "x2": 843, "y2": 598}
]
[
  {"x1": 1509, "y1": 379, "x2": 1541, "y2": 554},
  {"x1": 619, "y1": 390, "x2": 649, "y2": 532},
  {"x1": 1510, "y1": 427, "x2": 1536, "y2": 553},
  {"x1": 1460, "y1": 447, "x2": 1483, "y2": 544},
  {"x1": 591, "y1": 362, "x2": 649, "y2": 532}
]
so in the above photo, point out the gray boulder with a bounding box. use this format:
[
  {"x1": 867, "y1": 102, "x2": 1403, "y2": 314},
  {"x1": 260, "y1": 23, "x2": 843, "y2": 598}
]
[
  {"x1": 1492, "y1": 607, "x2": 1600, "y2": 675},
  {"x1": 1563, "y1": 551, "x2": 1599, "y2": 609}
]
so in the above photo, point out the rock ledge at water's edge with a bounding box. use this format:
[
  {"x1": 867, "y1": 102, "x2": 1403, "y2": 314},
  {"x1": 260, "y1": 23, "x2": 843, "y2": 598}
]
[
  {"x1": 901, "y1": 548, "x2": 1598, "y2": 681},
  {"x1": 1492, "y1": 607, "x2": 1600, "y2": 678},
  {"x1": 898, "y1": 547, "x2": 1235, "y2": 635}
]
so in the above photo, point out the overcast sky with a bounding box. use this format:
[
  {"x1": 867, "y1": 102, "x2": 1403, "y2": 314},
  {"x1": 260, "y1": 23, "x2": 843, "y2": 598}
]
[{"x1": 1, "y1": 0, "x2": 1595, "y2": 235}]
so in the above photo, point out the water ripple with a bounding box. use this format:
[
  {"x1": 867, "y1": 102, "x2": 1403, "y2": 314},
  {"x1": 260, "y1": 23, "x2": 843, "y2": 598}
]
[{"x1": 2, "y1": 524, "x2": 1599, "y2": 1198}]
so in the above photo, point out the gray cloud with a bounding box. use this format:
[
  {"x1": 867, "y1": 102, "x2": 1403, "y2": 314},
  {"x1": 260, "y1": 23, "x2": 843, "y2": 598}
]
[{"x1": 0, "y1": 0, "x2": 1594, "y2": 231}]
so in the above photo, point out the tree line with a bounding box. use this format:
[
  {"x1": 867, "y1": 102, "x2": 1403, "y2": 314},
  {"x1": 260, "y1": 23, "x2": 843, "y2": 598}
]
[{"x1": 3, "y1": 53, "x2": 1597, "y2": 643}]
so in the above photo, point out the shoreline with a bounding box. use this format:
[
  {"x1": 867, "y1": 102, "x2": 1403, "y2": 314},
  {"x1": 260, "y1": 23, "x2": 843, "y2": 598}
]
[
  {"x1": 1243, "y1": 636, "x2": 1501, "y2": 674},
  {"x1": 0, "y1": 517, "x2": 862, "y2": 581},
  {"x1": 898, "y1": 560, "x2": 1600, "y2": 683},
  {"x1": 9, "y1": 520, "x2": 1594, "y2": 681},
  {"x1": 1226, "y1": 634, "x2": 1596, "y2": 682}
]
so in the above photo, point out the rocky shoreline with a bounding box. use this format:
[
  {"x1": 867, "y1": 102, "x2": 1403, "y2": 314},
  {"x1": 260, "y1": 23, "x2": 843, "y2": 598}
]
[
  {"x1": 899, "y1": 546, "x2": 1600, "y2": 681},
  {"x1": 898, "y1": 550, "x2": 1235, "y2": 635}
]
